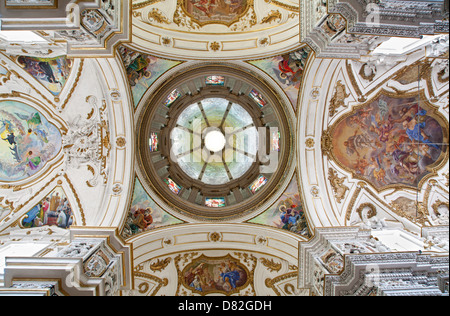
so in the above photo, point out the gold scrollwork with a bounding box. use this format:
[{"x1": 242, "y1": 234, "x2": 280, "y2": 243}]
[
  {"x1": 328, "y1": 80, "x2": 350, "y2": 117},
  {"x1": 321, "y1": 129, "x2": 333, "y2": 157},
  {"x1": 148, "y1": 8, "x2": 171, "y2": 24},
  {"x1": 328, "y1": 168, "x2": 349, "y2": 204},
  {"x1": 209, "y1": 232, "x2": 222, "y2": 242},
  {"x1": 260, "y1": 257, "x2": 282, "y2": 272},
  {"x1": 176, "y1": 0, "x2": 255, "y2": 28},
  {"x1": 261, "y1": 10, "x2": 282, "y2": 24},
  {"x1": 266, "y1": 0, "x2": 299, "y2": 12},
  {"x1": 322, "y1": 89, "x2": 449, "y2": 194},
  {"x1": 264, "y1": 271, "x2": 299, "y2": 296},
  {"x1": 150, "y1": 257, "x2": 172, "y2": 272},
  {"x1": 134, "y1": 272, "x2": 168, "y2": 296},
  {"x1": 132, "y1": 0, "x2": 164, "y2": 10},
  {"x1": 355, "y1": 202, "x2": 377, "y2": 220}
]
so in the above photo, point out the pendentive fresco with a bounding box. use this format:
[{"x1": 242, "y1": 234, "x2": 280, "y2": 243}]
[{"x1": 0, "y1": 0, "x2": 448, "y2": 296}]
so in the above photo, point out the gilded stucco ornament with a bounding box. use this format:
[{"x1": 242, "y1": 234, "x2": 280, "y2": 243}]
[
  {"x1": 328, "y1": 168, "x2": 349, "y2": 204},
  {"x1": 328, "y1": 80, "x2": 350, "y2": 117}
]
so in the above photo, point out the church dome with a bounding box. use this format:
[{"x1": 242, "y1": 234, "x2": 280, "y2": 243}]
[{"x1": 136, "y1": 63, "x2": 294, "y2": 220}]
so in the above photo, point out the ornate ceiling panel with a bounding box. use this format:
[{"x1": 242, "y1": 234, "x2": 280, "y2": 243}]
[
  {"x1": 134, "y1": 61, "x2": 296, "y2": 221},
  {"x1": 0, "y1": 0, "x2": 448, "y2": 297},
  {"x1": 0, "y1": 49, "x2": 135, "y2": 235},
  {"x1": 298, "y1": 45, "x2": 449, "y2": 233},
  {"x1": 126, "y1": 222, "x2": 305, "y2": 296},
  {"x1": 130, "y1": 0, "x2": 303, "y2": 60}
]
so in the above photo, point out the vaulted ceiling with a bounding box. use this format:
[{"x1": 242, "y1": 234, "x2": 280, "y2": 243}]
[{"x1": 0, "y1": 0, "x2": 448, "y2": 296}]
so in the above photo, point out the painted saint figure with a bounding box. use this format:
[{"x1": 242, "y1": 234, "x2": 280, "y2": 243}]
[{"x1": 218, "y1": 261, "x2": 242, "y2": 292}]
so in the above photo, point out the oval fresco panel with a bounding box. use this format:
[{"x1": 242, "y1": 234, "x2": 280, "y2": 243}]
[
  {"x1": 0, "y1": 101, "x2": 62, "y2": 182},
  {"x1": 182, "y1": 254, "x2": 249, "y2": 295},
  {"x1": 330, "y1": 92, "x2": 448, "y2": 190},
  {"x1": 181, "y1": 0, "x2": 251, "y2": 26}
]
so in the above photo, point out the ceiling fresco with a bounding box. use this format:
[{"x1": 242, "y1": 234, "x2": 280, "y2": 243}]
[
  {"x1": 180, "y1": 0, "x2": 252, "y2": 27},
  {"x1": 118, "y1": 45, "x2": 182, "y2": 107},
  {"x1": 247, "y1": 173, "x2": 311, "y2": 238},
  {"x1": 181, "y1": 253, "x2": 250, "y2": 295},
  {"x1": 329, "y1": 91, "x2": 448, "y2": 191},
  {"x1": 15, "y1": 56, "x2": 72, "y2": 97},
  {"x1": 0, "y1": 0, "x2": 448, "y2": 297},
  {"x1": 20, "y1": 186, "x2": 74, "y2": 229},
  {"x1": 121, "y1": 177, "x2": 184, "y2": 240},
  {"x1": 247, "y1": 45, "x2": 311, "y2": 110}
]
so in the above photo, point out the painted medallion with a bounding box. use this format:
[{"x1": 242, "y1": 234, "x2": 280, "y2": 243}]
[{"x1": 248, "y1": 46, "x2": 311, "y2": 109}]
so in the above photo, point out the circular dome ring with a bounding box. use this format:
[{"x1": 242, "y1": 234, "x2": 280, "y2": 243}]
[{"x1": 136, "y1": 64, "x2": 293, "y2": 220}]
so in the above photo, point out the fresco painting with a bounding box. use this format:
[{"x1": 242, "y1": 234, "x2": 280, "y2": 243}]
[
  {"x1": 205, "y1": 75, "x2": 225, "y2": 86},
  {"x1": 17, "y1": 55, "x2": 72, "y2": 96},
  {"x1": 182, "y1": 255, "x2": 249, "y2": 295},
  {"x1": 248, "y1": 176, "x2": 310, "y2": 238},
  {"x1": 205, "y1": 198, "x2": 226, "y2": 208},
  {"x1": 121, "y1": 178, "x2": 183, "y2": 239},
  {"x1": 183, "y1": 0, "x2": 249, "y2": 24},
  {"x1": 331, "y1": 94, "x2": 447, "y2": 189},
  {"x1": 0, "y1": 101, "x2": 62, "y2": 182},
  {"x1": 118, "y1": 46, "x2": 181, "y2": 107},
  {"x1": 249, "y1": 175, "x2": 267, "y2": 194},
  {"x1": 21, "y1": 187, "x2": 73, "y2": 229},
  {"x1": 248, "y1": 47, "x2": 311, "y2": 109}
]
